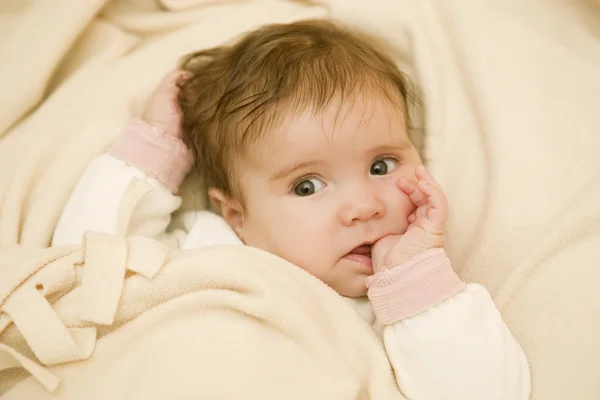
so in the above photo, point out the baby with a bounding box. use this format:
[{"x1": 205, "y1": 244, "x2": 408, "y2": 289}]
[{"x1": 54, "y1": 20, "x2": 530, "y2": 399}]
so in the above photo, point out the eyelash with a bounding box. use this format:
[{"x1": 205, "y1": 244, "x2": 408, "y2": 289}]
[
  {"x1": 289, "y1": 174, "x2": 322, "y2": 193},
  {"x1": 372, "y1": 156, "x2": 401, "y2": 170},
  {"x1": 374, "y1": 155, "x2": 400, "y2": 164}
]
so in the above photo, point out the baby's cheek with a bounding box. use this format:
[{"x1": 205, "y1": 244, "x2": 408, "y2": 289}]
[
  {"x1": 383, "y1": 176, "x2": 412, "y2": 208},
  {"x1": 399, "y1": 187, "x2": 416, "y2": 210}
]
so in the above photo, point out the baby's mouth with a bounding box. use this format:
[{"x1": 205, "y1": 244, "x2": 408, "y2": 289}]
[
  {"x1": 343, "y1": 244, "x2": 373, "y2": 269},
  {"x1": 349, "y1": 244, "x2": 372, "y2": 257}
]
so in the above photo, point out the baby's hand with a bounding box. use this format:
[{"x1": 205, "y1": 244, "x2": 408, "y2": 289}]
[
  {"x1": 142, "y1": 70, "x2": 190, "y2": 139},
  {"x1": 372, "y1": 166, "x2": 448, "y2": 272}
]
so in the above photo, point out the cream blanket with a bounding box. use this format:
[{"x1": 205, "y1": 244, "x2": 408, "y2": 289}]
[
  {"x1": 1, "y1": 0, "x2": 600, "y2": 398},
  {"x1": 0, "y1": 231, "x2": 401, "y2": 398}
]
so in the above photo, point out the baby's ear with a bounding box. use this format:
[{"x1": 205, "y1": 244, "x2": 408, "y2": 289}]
[{"x1": 208, "y1": 187, "x2": 244, "y2": 235}]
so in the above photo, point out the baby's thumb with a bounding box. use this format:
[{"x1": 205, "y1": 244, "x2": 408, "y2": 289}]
[{"x1": 371, "y1": 235, "x2": 398, "y2": 273}]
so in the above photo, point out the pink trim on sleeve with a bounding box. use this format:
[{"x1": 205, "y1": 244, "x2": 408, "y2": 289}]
[
  {"x1": 366, "y1": 248, "x2": 466, "y2": 325},
  {"x1": 108, "y1": 119, "x2": 194, "y2": 194}
]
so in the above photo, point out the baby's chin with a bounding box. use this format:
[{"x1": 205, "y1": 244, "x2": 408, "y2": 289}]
[
  {"x1": 332, "y1": 274, "x2": 369, "y2": 298},
  {"x1": 263, "y1": 249, "x2": 371, "y2": 297}
]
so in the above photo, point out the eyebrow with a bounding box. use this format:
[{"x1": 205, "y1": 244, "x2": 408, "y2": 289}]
[
  {"x1": 368, "y1": 142, "x2": 412, "y2": 154},
  {"x1": 271, "y1": 160, "x2": 322, "y2": 181}
]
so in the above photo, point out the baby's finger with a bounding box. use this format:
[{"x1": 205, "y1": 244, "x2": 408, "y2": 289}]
[
  {"x1": 415, "y1": 166, "x2": 445, "y2": 195},
  {"x1": 397, "y1": 177, "x2": 417, "y2": 193},
  {"x1": 407, "y1": 213, "x2": 416, "y2": 224},
  {"x1": 415, "y1": 202, "x2": 429, "y2": 218},
  {"x1": 418, "y1": 180, "x2": 446, "y2": 210},
  {"x1": 398, "y1": 178, "x2": 428, "y2": 206},
  {"x1": 161, "y1": 69, "x2": 190, "y2": 88},
  {"x1": 154, "y1": 70, "x2": 190, "y2": 104},
  {"x1": 150, "y1": 70, "x2": 192, "y2": 119},
  {"x1": 418, "y1": 179, "x2": 448, "y2": 226}
]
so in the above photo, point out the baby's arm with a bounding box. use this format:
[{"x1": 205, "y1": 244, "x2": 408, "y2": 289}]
[
  {"x1": 52, "y1": 71, "x2": 193, "y2": 246},
  {"x1": 368, "y1": 167, "x2": 530, "y2": 399},
  {"x1": 367, "y1": 251, "x2": 531, "y2": 399}
]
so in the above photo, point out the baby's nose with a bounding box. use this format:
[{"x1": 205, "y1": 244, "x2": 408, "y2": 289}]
[{"x1": 339, "y1": 189, "x2": 385, "y2": 226}]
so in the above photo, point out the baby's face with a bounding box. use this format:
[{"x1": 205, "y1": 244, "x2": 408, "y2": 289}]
[{"x1": 236, "y1": 95, "x2": 422, "y2": 297}]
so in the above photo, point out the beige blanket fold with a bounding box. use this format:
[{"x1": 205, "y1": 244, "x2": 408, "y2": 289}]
[
  {"x1": 0, "y1": 0, "x2": 109, "y2": 136},
  {"x1": 1, "y1": 0, "x2": 600, "y2": 398},
  {"x1": 0, "y1": 234, "x2": 403, "y2": 399}
]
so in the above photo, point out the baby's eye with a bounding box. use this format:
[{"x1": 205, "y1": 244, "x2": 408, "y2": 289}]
[
  {"x1": 292, "y1": 178, "x2": 326, "y2": 196},
  {"x1": 370, "y1": 158, "x2": 398, "y2": 175}
]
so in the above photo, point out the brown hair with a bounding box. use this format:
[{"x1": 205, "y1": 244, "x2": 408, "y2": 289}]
[{"x1": 178, "y1": 19, "x2": 417, "y2": 200}]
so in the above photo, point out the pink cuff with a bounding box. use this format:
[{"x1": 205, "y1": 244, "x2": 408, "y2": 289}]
[
  {"x1": 366, "y1": 248, "x2": 466, "y2": 325},
  {"x1": 108, "y1": 119, "x2": 194, "y2": 194}
]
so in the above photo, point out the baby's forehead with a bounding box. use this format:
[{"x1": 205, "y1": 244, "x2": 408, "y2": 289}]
[
  {"x1": 240, "y1": 99, "x2": 410, "y2": 175},
  {"x1": 272, "y1": 96, "x2": 408, "y2": 148}
]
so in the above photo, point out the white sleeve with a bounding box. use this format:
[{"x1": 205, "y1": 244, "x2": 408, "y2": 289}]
[
  {"x1": 52, "y1": 153, "x2": 182, "y2": 246},
  {"x1": 384, "y1": 284, "x2": 531, "y2": 400},
  {"x1": 181, "y1": 210, "x2": 242, "y2": 250}
]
